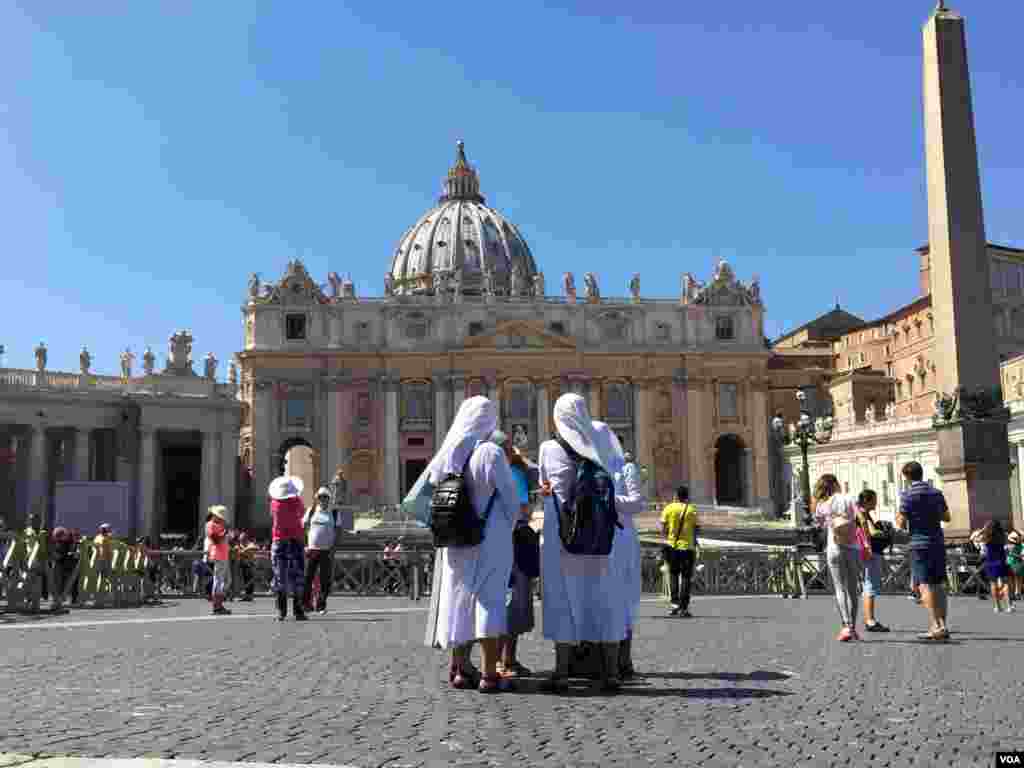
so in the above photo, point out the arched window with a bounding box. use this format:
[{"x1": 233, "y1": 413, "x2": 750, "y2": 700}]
[{"x1": 715, "y1": 315, "x2": 735, "y2": 340}]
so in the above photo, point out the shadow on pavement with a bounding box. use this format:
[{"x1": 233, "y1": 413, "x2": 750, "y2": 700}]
[
  {"x1": 638, "y1": 670, "x2": 791, "y2": 682},
  {"x1": 507, "y1": 679, "x2": 794, "y2": 699}
]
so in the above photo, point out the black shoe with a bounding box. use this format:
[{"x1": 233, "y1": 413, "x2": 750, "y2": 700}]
[
  {"x1": 668, "y1": 607, "x2": 680, "y2": 617},
  {"x1": 865, "y1": 622, "x2": 890, "y2": 633},
  {"x1": 293, "y1": 596, "x2": 307, "y2": 621},
  {"x1": 679, "y1": 609, "x2": 693, "y2": 618},
  {"x1": 275, "y1": 592, "x2": 287, "y2": 621}
]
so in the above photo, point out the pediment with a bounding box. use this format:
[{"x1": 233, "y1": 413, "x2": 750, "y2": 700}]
[{"x1": 463, "y1": 319, "x2": 576, "y2": 350}]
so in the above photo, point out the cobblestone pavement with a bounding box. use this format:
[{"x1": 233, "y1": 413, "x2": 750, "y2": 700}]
[{"x1": 1, "y1": 594, "x2": 1023, "y2": 767}]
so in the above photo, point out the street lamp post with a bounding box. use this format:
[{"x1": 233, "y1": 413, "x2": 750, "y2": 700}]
[{"x1": 771, "y1": 389, "x2": 834, "y2": 529}]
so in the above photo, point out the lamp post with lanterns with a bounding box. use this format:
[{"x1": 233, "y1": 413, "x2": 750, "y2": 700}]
[{"x1": 772, "y1": 389, "x2": 835, "y2": 528}]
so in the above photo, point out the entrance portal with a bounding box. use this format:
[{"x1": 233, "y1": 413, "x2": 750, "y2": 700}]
[
  {"x1": 162, "y1": 441, "x2": 201, "y2": 536},
  {"x1": 714, "y1": 434, "x2": 746, "y2": 506},
  {"x1": 404, "y1": 459, "x2": 428, "y2": 499},
  {"x1": 279, "y1": 438, "x2": 317, "y2": 511}
]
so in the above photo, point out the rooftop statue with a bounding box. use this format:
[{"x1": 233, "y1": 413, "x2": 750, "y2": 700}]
[
  {"x1": 629, "y1": 273, "x2": 641, "y2": 301},
  {"x1": 79, "y1": 346, "x2": 91, "y2": 375},
  {"x1": 563, "y1": 272, "x2": 576, "y2": 302},
  {"x1": 120, "y1": 347, "x2": 135, "y2": 381},
  {"x1": 583, "y1": 272, "x2": 600, "y2": 302},
  {"x1": 248, "y1": 273, "x2": 261, "y2": 301},
  {"x1": 142, "y1": 346, "x2": 155, "y2": 376},
  {"x1": 34, "y1": 342, "x2": 47, "y2": 373}
]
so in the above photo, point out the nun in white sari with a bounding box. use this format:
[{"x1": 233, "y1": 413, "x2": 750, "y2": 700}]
[
  {"x1": 420, "y1": 396, "x2": 519, "y2": 692},
  {"x1": 539, "y1": 394, "x2": 628, "y2": 691},
  {"x1": 592, "y1": 420, "x2": 644, "y2": 678}
]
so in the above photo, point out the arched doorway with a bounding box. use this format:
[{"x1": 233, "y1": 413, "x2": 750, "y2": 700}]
[
  {"x1": 277, "y1": 437, "x2": 318, "y2": 511},
  {"x1": 715, "y1": 434, "x2": 746, "y2": 506}
]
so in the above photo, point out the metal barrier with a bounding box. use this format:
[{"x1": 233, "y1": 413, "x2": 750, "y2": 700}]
[
  {"x1": 639, "y1": 546, "x2": 992, "y2": 599},
  {"x1": 2, "y1": 535, "x2": 995, "y2": 612},
  {"x1": 149, "y1": 549, "x2": 436, "y2": 600}
]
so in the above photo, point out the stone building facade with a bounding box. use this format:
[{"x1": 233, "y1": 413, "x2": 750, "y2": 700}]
[
  {"x1": 237, "y1": 143, "x2": 775, "y2": 526},
  {"x1": 774, "y1": 242, "x2": 1024, "y2": 527},
  {"x1": 0, "y1": 332, "x2": 242, "y2": 540}
]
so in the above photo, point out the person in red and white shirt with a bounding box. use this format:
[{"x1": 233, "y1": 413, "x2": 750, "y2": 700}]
[{"x1": 205, "y1": 506, "x2": 231, "y2": 616}]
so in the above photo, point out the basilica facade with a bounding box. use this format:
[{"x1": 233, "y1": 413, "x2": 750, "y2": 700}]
[{"x1": 237, "y1": 143, "x2": 775, "y2": 527}]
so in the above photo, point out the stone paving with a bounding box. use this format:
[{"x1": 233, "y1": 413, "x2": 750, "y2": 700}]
[{"x1": 1, "y1": 594, "x2": 1023, "y2": 767}]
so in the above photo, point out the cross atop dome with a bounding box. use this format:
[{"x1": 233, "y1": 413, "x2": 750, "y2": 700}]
[{"x1": 440, "y1": 140, "x2": 485, "y2": 204}]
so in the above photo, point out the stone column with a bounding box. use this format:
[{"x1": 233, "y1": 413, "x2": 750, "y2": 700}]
[
  {"x1": 26, "y1": 426, "x2": 47, "y2": 523},
  {"x1": 924, "y1": 5, "x2": 1011, "y2": 531},
  {"x1": 220, "y1": 431, "x2": 237, "y2": 526},
  {"x1": 589, "y1": 379, "x2": 602, "y2": 421},
  {"x1": 138, "y1": 428, "x2": 157, "y2": 540},
  {"x1": 433, "y1": 376, "x2": 448, "y2": 447},
  {"x1": 383, "y1": 378, "x2": 400, "y2": 505},
  {"x1": 74, "y1": 428, "x2": 91, "y2": 482},
  {"x1": 321, "y1": 381, "x2": 337, "y2": 492},
  {"x1": 686, "y1": 378, "x2": 710, "y2": 504},
  {"x1": 451, "y1": 376, "x2": 466, "y2": 421},
  {"x1": 751, "y1": 379, "x2": 772, "y2": 515},
  {"x1": 536, "y1": 381, "x2": 550, "y2": 445},
  {"x1": 251, "y1": 381, "x2": 274, "y2": 522},
  {"x1": 200, "y1": 430, "x2": 220, "y2": 530},
  {"x1": 634, "y1": 380, "x2": 654, "y2": 492}
]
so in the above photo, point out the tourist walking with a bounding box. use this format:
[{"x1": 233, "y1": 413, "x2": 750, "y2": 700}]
[
  {"x1": 50, "y1": 527, "x2": 77, "y2": 612},
  {"x1": 857, "y1": 489, "x2": 890, "y2": 632},
  {"x1": 92, "y1": 523, "x2": 114, "y2": 607},
  {"x1": 425, "y1": 396, "x2": 519, "y2": 693},
  {"x1": 206, "y1": 506, "x2": 231, "y2": 615},
  {"x1": 1008, "y1": 530, "x2": 1024, "y2": 604},
  {"x1": 593, "y1": 421, "x2": 643, "y2": 678},
  {"x1": 661, "y1": 487, "x2": 699, "y2": 618},
  {"x1": 971, "y1": 520, "x2": 1013, "y2": 613},
  {"x1": 539, "y1": 393, "x2": 626, "y2": 692},
  {"x1": 303, "y1": 486, "x2": 339, "y2": 614},
  {"x1": 895, "y1": 461, "x2": 950, "y2": 641},
  {"x1": 493, "y1": 431, "x2": 536, "y2": 679},
  {"x1": 813, "y1": 474, "x2": 862, "y2": 642},
  {"x1": 268, "y1": 475, "x2": 307, "y2": 621},
  {"x1": 235, "y1": 532, "x2": 258, "y2": 601}
]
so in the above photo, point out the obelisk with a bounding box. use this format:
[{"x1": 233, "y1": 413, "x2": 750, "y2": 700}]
[{"x1": 923, "y1": 2, "x2": 1011, "y2": 532}]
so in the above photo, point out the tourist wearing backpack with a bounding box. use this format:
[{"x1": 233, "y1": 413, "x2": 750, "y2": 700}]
[
  {"x1": 427, "y1": 396, "x2": 519, "y2": 693},
  {"x1": 539, "y1": 394, "x2": 627, "y2": 693}
]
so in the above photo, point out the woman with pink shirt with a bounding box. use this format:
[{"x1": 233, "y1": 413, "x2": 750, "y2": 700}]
[
  {"x1": 206, "y1": 506, "x2": 231, "y2": 616},
  {"x1": 269, "y1": 476, "x2": 307, "y2": 621}
]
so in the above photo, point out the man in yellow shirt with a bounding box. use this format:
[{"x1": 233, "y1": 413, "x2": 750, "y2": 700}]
[{"x1": 661, "y1": 486, "x2": 699, "y2": 618}]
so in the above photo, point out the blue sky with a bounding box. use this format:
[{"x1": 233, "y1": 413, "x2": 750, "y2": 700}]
[{"x1": 2, "y1": 1, "x2": 1022, "y2": 374}]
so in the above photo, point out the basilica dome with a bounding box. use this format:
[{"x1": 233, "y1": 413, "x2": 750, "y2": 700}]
[{"x1": 388, "y1": 142, "x2": 538, "y2": 296}]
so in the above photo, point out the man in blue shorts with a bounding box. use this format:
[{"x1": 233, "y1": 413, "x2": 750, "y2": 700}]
[{"x1": 895, "y1": 461, "x2": 950, "y2": 641}]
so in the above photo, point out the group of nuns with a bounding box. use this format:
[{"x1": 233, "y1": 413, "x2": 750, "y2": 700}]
[{"x1": 404, "y1": 392, "x2": 644, "y2": 693}]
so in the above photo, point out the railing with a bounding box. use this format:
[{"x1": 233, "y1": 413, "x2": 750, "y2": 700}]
[
  {"x1": 151, "y1": 549, "x2": 435, "y2": 601},
  {"x1": 1, "y1": 535, "x2": 996, "y2": 613},
  {"x1": 0, "y1": 367, "x2": 237, "y2": 398}
]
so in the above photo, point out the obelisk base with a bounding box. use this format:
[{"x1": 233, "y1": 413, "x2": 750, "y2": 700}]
[{"x1": 934, "y1": 417, "x2": 1012, "y2": 537}]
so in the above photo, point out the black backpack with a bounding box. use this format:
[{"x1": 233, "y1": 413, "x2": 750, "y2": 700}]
[
  {"x1": 429, "y1": 448, "x2": 495, "y2": 548},
  {"x1": 553, "y1": 436, "x2": 621, "y2": 556}
]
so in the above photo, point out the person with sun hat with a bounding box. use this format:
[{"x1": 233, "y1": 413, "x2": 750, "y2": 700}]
[{"x1": 268, "y1": 475, "x2": 308, "y2": 621}]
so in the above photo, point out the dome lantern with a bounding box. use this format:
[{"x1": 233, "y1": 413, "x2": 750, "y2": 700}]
[{"x1": 439, "y1": 140, "x2": 484, "y2": 204}]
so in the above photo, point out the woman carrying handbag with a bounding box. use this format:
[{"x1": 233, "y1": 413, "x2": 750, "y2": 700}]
[{"x1": 813, "y1": 474, "x2": 864, "y2": 641}]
